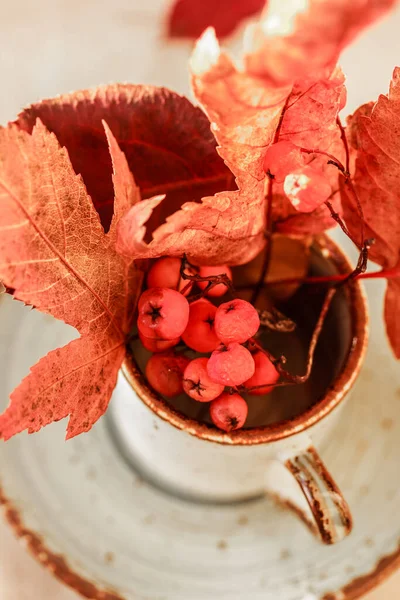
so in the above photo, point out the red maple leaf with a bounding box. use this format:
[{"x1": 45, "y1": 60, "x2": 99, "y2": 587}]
[
  {"x1": 167, "y1": 0, "x2": 265, "y2": 39},
  {"x1": 341, "y1": 68, "x2": 400, "y2": 358},
  {"x1": 0, "y1": 85, "x2": 233, "y2": 440}
]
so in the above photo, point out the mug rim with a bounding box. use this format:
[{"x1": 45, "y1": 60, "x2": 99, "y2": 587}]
[{"x1": 122, "y1": 235, "x2": 369, "y2": 446}]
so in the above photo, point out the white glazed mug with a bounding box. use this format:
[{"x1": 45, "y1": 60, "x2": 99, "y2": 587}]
[{"x1": 108, "y1": 237, "x2": 368, "y2": 545}]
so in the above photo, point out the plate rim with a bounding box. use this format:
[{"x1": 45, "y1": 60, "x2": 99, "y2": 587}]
[{"x1": 1, "y1": 479, "x2": 400, "y2": 600}]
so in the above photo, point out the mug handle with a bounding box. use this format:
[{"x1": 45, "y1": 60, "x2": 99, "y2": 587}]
[{"x1": 265, "y1": 439, "x2": 352, "y2": 545}]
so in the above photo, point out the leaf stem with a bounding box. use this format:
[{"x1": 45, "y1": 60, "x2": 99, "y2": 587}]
[{"x1": 248, "y1": 287, "x2": 336, "y2": 386}]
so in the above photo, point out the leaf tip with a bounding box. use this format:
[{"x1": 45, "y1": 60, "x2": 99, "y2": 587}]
[{"x1": 191, "y1": 27, "x2": 221, "y2": 76}]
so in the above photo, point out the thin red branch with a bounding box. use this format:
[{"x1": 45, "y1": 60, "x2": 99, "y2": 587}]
[
  {"x1": 337, "y1": 115, "x2": 365, "y2": 246},
  {"x1": 265, "y1": 264, "x2": 400, "y2": 287},
  {"x1": 179, "y1": 255, "x2": 235, "y2": 300},
  {"x1": 250, "y1": 176, "x2": 274, "y2": 305},
  {"x1": 336, "y1": 115, "x2": 350, "y2": 175},
  {"x1": 251, "y1": 97, "x2": 292, "y2": 305},
  {"x1": 247, "y1": 287, "x2": 336, "y2": 386}
]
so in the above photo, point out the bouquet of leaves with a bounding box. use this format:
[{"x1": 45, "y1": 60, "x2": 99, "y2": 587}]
[{"x1": 0, "y1": 0, "x2": 398, "y2": 441}]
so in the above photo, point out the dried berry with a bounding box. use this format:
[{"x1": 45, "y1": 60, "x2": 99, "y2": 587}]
[
  {"x1": 145, "y1": 352, "x2": 190, "y2": 397},
  {"x1": 209, "y1": 392, "x2": 248, "y2": 432},
  {"x1": 214, "y1": 299, "x2": 260, "y2": 344},
  {"x1": 207, "y1": 343, "x2": 255, "y2": 386},
  {"x1": 182, "y1": 299, "x2": 220, "y2": 353},
  {"x1": 137, "y1": 287, "x2": 189, "y2": 340},
  {"x1": 183, "y1": 357, "x2": 224, "y2": 402}
]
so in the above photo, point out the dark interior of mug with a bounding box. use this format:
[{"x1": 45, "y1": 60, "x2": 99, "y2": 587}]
[{"x1": 129, "y1": 242, "x2": 354, "y2": 429}]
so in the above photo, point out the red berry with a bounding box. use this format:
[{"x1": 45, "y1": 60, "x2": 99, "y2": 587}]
[
  {"x1": 214, "y1": 299, "x2": 260, "y2": 344},
  {"x1": 145, "y1": 352, "x2": 190, "y2": 398},
  {"x1": 243, "y1": 351, "x2": 279, "y2": 395},
  {"x1": 263, "y1": 141, "x2": 304, "y2": 183},
  {"x1": 139, "y1": 331, "x2": 180, "y2": 353},
  {"x1": 146, "y1": 257, "x2": 193, "y2": 296},
  {"x1": 138, "y1": 287, "x2": 189, "y2": 340},
  {"x1": 182, "y1": 299, "x2": 220, "y2": 353},
  {"x1": 283, "y1": 166, "x2": 331, "y2": 213},
  {"x1": 183, "y1": 357, "x2": 224, "y2": 402},
  {"x1": 210, "y1": 393, "x2": 248, "y2": 432},
  {"x1": 197, "y1": 265, "x2": 232, "y2": 297},
  {"x1": 207, "y1": 343, "x2": 255, "y2": 386}
]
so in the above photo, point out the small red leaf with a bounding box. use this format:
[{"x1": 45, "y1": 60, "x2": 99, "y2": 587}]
[
  {"x1": 167, "y1": 0, "x2": 265, "y2": 39},
  {"x1": 384, "y1": 278, "x2": 400, "y2": 359}
]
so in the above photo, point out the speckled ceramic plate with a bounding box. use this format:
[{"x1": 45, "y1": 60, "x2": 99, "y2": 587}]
[{"x1": 0, "y1": 268, "x2": 400, "y2": 600}]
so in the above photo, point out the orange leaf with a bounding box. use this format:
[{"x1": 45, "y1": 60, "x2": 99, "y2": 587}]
[
  {"x1": 0, "y1": 121, "x2": 140, "y2": 439},
  {"x1": 341, "y1": 69, "x2": 400, "y2": 359}
]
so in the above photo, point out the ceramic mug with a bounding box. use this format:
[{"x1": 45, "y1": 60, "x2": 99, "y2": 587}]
[{"x1": 109, "y1": 237, "x2": 368, "y2": 545}]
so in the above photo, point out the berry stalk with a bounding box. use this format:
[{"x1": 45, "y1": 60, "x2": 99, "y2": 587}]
[{"x1": 248, "y1": 287, "x2": 336, "y2": 387}]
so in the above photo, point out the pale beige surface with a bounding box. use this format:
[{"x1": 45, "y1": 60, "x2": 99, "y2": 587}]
[
  {"x1": 0, "y1": 512, "x2": 399, "y2": 600},
  {"x1": 1, "y1": 0, "x2": 400, "y2": 599}
]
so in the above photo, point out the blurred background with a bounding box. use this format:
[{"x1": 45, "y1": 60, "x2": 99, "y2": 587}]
[{"x1": 1, "y1": 0, "x2": 400, "y2": 598}]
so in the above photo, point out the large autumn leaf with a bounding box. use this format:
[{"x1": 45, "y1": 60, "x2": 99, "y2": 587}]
[
  {"x1": 116, "y1": 31, "x2": 346, "y2": 266},
  {"x1": 0, "y1": 120, "x2": 142, "y2": 440},
  {"x1": 341, "y1": 68, "x2": 400, "y2": 358},
  {"x1": 16, "y1": 84, "x2": 235, "y2": 233},
  {"x1": 245, "y1": 0, "x2": 397, "y2": 86},
  {"x1": 191, "y1": 30, "x2": 345, "y2": 235},
  {"x1": 167, "y1": 0, "x2": 265, "y2": 39},
  {"x1": 117, "y1": 0, "x2": 393, "y2": 264}
]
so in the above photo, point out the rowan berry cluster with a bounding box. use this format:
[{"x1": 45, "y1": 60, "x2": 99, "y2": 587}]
[{"x1": 136, "y1": 257, "x2": 279, "y2": 433}]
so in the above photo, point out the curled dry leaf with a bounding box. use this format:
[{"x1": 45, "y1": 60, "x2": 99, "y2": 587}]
[
  {"x1": 117, "y1": 1, "x2": 391, "y2": 264},
  {"x1": 341, "y1": 68, "x2": 400, "y2": 358},
  {"x1": 167, "y1": 0, "x2": 265, "y2": 39},
  {"x1": 190, "y1": 29, "x2": 345, "y2": 240},
  {"x1": 244, "y1": 0, "x2": 397, "y2": 86},
  {"x1": 0, "y1": 120, "x2": 141, "y2": 440}
]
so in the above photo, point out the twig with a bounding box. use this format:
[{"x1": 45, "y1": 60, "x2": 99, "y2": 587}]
[
  {"x1": 251, "y1": 97, "x2": 291, "y2": 306},
  {"x1": 250, "y1": 176, "x2": 274, "y2": 305},
  {"x1": 337, "y1": 116, "x2": 365, "y2": 246},
  {"x1": 179, "y1": 255, "x2": 235, "y2": 300},
  {"x1": 248, "y1": 287, "x2": 336, "y2": 386},
  {"x1": 260, "y1": 264, "x2": 400, "y2": 287}
]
